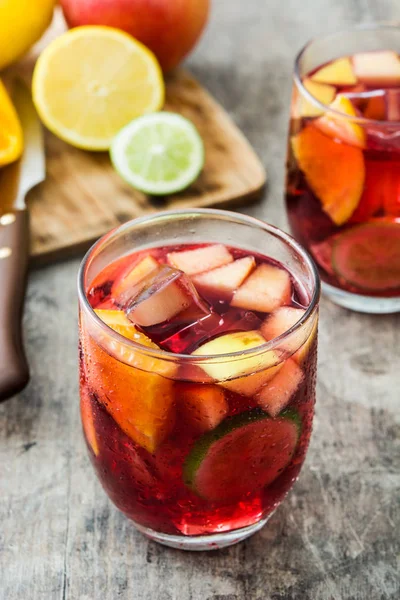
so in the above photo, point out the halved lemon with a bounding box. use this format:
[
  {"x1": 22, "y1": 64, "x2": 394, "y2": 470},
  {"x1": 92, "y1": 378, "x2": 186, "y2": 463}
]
[{"x1": 32, "y1": 26, "x2": 165, "y2": 151}]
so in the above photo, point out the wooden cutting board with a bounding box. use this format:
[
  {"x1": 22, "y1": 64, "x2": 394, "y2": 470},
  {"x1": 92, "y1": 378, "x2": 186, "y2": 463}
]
[{"x1": 5, "y1": 11, "x2": 266, "y2": 265}]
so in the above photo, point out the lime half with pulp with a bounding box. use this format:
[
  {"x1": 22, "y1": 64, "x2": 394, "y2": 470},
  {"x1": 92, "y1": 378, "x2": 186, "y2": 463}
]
[{"x1": 111, "y1": 112, "x2": 204, "y2": 195}]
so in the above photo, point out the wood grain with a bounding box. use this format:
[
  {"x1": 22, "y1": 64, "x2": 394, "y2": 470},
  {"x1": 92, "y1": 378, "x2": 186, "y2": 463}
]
[
  {"x1": 5, "y1": 11, "x2": 266, "y2": 265},
  {"x1": 1, "y1": 1, "x2": 399, "y2": 599}
]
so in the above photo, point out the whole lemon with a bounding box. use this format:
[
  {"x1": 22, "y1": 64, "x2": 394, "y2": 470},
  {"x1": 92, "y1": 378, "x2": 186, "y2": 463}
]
[{"x1": 0, "y1": 0, "x2": 56, "y2": 71}]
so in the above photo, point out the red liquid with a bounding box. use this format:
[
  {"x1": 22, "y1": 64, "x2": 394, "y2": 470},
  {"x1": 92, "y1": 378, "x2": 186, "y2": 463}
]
[
  {"x1": 286, "y1": 51, "x2": 400, "y2": 297},
  {"x1": 80, "y1": 244, "x2": 317, "y2": 536}
]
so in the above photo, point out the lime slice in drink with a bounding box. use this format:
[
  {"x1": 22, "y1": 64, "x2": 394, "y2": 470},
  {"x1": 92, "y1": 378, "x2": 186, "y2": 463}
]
[
  {"x1": 110, "y1": 112, "x2": 204, "y2": 195},
  {"x1": 183, "y1": 408, "x2": 301, "y2": 503},
  {"x1": 332, "y1": 221, "x2": 400, "y2": 291}
]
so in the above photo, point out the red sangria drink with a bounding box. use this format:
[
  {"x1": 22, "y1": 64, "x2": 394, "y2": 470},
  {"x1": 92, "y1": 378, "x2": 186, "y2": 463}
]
[
  {"x1": 78, "y1": 210, "x2": 320, "y2": 550},
  {"x1": 286, "y1": 24, "x2": 400, "y2": 313}
]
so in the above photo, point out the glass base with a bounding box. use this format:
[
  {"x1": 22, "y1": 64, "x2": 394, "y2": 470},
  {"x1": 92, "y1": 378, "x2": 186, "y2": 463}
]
[
  {"x1": 134, "y1": 516, "x2": 270, "y2": 551},
  {"x1": 322, "y1": 281, "x2": 400, "y2": 314}
]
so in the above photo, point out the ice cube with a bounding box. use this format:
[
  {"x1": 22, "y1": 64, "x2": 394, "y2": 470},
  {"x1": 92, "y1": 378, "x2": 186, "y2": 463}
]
[
  {"x1": 114, "y1": 255, "x2": 160, "y2": 305},
  {"x1": 123, "y1": 264, "x2": 210, "y2": 328},
  {"x1": 159, "y1": 307, "x2": 262, "y2": 354}
]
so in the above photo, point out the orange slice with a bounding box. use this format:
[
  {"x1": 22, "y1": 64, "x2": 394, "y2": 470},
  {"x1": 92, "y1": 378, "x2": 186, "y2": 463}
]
[
  {"x1": 314, "y1": 95, "x2": 366, "y2": 148},
  {"x1": 311, "y1": 57, "x2": 357, "y2": 86},
  {"x1": 80, "y1": 387, "x2": 99, "y2": 456},
  {"x1": 291, "y1": 124, "x2": 365, "y2": 225},
  {"x1": 0, "y1": 79, "x2": 23, "y2": 166},
  {"x1": 82, "y1": 309, "x2": 176, "y2": 453}
]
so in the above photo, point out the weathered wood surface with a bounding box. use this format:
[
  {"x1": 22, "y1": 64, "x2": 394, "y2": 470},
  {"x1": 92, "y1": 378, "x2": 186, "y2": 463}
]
[
  {"x1": 1, "y1": 1, "x2": 399, "y2": 599},
  {"x1": 6, "y1": 11, "x2": 266, "y2": 265}
]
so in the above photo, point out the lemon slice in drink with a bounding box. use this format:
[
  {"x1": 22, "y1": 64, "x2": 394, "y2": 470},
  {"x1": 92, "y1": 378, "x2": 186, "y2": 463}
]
[
  {"x1": 32, "y1": 26, "x2": 164, "y2": 151},
  {"x1": 110, "y1": 112, "x2": 205, "y2": 195}
]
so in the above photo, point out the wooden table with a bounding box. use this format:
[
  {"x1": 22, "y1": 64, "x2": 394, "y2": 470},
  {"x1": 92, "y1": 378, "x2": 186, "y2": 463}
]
[{"x1": 1, "y1": 1, "x2": 399, "y2": 598}]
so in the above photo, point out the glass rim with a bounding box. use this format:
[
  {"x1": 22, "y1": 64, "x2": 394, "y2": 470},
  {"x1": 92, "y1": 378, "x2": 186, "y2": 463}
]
[
  {"x1": 77, "y1": 208, "x2": 320, "y2": 364},
  {"x1": 294, "y1": 21, "x2": 400, "y2": 127}
]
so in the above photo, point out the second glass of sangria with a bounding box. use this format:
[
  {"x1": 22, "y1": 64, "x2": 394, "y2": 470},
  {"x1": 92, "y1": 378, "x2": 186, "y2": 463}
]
[{"x1": 286, "y1": 23, "x2": 400, "y2": 313}]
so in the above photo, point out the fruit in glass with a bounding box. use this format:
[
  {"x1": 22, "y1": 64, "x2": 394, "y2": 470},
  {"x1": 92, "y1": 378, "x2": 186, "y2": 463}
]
[
  {"x1": 286, "y1": 25, "x2": 400, "y2": 313},
  {"x1": 78, "y1": 210, "x2": 319, "y2": 550}
]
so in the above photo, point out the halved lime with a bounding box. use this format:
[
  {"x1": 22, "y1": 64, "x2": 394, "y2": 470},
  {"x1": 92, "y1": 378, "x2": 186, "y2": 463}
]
[{"x1": 110, "y1": 112, "x2": 204, "y2": 195}]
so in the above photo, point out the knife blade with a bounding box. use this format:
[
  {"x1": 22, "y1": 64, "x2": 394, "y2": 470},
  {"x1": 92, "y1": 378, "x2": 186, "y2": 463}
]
[{"x1": 0, "y1": 79, "x2": 46, "y2": 402}]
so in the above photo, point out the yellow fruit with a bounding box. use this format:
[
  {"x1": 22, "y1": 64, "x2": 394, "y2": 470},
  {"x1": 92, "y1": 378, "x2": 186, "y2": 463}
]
[
  {"x1": 32, "y1": 26, "x2": 165, "y2": 151},
  {"x1": 314, "y1": 95, "x2": 366, "y2": 149},
  {"x1": 84, "y1": 309, "x2": 176, "y2": 453},
  {"x1": 0, "y1": 79, "x2": 23, "y2": 166},
  {"x1": 192, "y1": 331, "x2": 283, "y2": 397},
  {"x1": 291, "y1": 124, "x2": 365, "y2": 226},
  {"x1": 311, "y1": 57, "x2": 356, "y2": 85},
  {"x1": 297, "y1": 79, "x2": 336, "y2": 117},
  {"x1": 0, "y1": 0, "x2": 55, "y2": 70}
]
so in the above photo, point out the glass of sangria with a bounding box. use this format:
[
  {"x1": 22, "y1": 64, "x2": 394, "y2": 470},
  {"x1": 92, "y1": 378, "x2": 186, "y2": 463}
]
[
  {"x1": 286, "y1": 23, "x2": 400, "y2": 313},
  {"x1": 78, "y1": 209, "x2": 320, "y2": 550}
]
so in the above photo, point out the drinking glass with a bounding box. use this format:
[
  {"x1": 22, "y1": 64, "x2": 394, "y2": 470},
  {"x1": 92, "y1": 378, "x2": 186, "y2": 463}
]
[
  {"x1": 286, "y1": 23, "x2": 400, "y2": 313},
  {"x1": 78, "y1": 209, "x2": 320, "y2": 550}
]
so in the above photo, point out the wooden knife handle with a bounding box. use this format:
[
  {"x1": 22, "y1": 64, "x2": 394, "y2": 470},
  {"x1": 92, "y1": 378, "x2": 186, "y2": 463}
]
[{"x1": 0, "y1": 209, "x2": 30, "y2": 401}]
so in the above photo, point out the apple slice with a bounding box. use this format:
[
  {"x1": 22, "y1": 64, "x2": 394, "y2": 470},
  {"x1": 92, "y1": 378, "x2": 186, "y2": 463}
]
[
  {"x1": 291, "y1": 124, "x2": 365, "y2": 225},
  {"x1": 298, "y1": 78, "x2": 336, "y2": 117},
  {"x1": 257, "y1": 359, "x2": 304, "y2": 417},
  {"x1": 178, "y1": 384, "x2": 228, "y2": 432},
  {"x1": 261, "y1": 307, "x2": 317, "y2": 364},
  {"x1": 113, "y1": 255, "x2": 159, "y2": 300},
  {"x1": 261, "y1": 307, "x2": 305, "y2": 340},
  {"x1": 311, "y1": 57, "x2": 357, "y2": 86},
  {"x1": 231, "y1": 264, "x2": 291, "y2": 313},
  {"x1": 192, "y1": 256, "x2": 255, "y2": 297},
  {"x1": 167, "y1": 244, "x2": 233, "y2": 276},
  {"x1": 192, "y1": 330, "x2": 283, "y2": 396},
  {"x1": 84, "y1": 309, "x2": 176, "y2": 453},
  {"x1": 353, "y1": 51, "x2": 400, "y2": 86},
  {"x1": 314, "y1": 95, "x2": 366, "y2": 148}
]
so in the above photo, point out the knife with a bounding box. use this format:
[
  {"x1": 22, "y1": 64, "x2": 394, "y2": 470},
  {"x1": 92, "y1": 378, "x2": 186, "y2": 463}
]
[{"x1": 0, "y1": 80, "x2": 46, "y2": 402}]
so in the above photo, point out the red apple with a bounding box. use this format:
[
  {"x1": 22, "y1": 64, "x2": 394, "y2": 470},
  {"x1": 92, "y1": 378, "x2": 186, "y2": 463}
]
[{"x1": 60, "y1": 0, "x2": 210, "y2": 72}]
